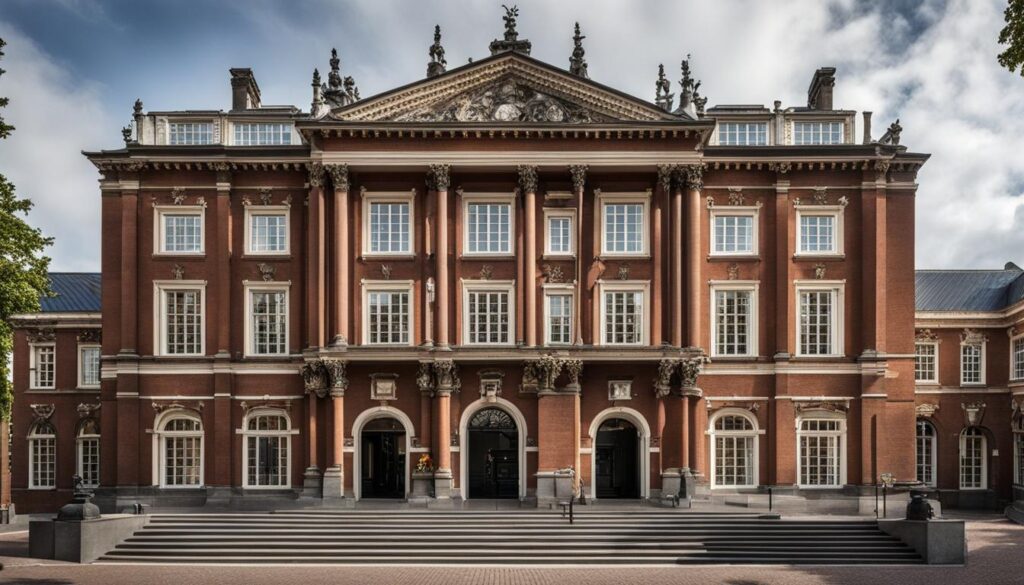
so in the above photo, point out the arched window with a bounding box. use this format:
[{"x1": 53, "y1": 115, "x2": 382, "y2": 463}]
[
  {"x1": 709, "y1": 411, "x2": 758, "y2": 488},
  {"x1": 77, "y1": 419, "x2": 100, "y2": 488},
  {"x1": 959, "y1": 427, "x2": 987, "y2": 490},
  {"x1": 916, "y1": 420, "x2": 937, "y2": 487},
  {"x1": 243, "y1": 412, "x2": 291, "y2": 488},
  {"x1": 797, "y1": 413, "x2": 847, "y2": 488},
  {"x1": 1014, "y1": 414, "x2": 1024, "y2": 487},
  {"x1": 28, "y1": 422, "x2": 56, "y2": 489},
  {"x1": 158, "y1": 414, "x2": 204, "y2": 488}
]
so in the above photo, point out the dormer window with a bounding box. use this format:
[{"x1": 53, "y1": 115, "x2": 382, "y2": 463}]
[
  {"x1": 233, "y1": 122, "x2": 292, "y2": 146},
  {"x1": 718, "y1": 122, "x2": 768, "y2": 146},
  {"x1": 169, "y1": 122, "x2": 214, "y2": 145},
  {"x1": 793, "y1": 121, "x2": 844, "y2": 145}
]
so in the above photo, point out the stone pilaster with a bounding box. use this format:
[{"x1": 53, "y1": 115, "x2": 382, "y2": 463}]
[
  {"x1": 328, "y1": 164, "x2": 350, "y2": 348},
  {"x1": 427, "y1": 165, "x2": 451, "y2": 349},
  {"x1": 519, "y1": 165, "x2": 539, "y2": 347}
]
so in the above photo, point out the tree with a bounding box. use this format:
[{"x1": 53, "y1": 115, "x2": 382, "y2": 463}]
[
  {"x1": 999, "y1": 0, "x2": 1024, "y2": 76},
  {"x1": 0, "y1": 38, "x2": 53, "y2": 420}
]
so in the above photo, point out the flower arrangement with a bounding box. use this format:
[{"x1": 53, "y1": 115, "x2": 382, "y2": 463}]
[{"x1": 415, "y1": 453, "x2": 434, "y2": 473}]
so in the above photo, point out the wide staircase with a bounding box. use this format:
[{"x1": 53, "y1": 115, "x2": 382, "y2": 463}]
[{"x1": 98, "y1": 509, "x2": 924, "y2": 565}]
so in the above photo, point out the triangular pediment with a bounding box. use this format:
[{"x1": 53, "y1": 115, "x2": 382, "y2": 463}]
[{"x1": 329, "y1": 52, "x2": 684, "y2": 124}]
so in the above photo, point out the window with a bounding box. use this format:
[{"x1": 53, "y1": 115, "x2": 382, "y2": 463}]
[
  {"x1": 601, "y1": 197, "x2": 648, "y2": 255},
  {"x1": 718, "y1": 121, "x2": 768, "y2": 146},
  {"x1": 78, "y1": 345, "x2": 101, "y2": 388},
  {"x1": 1013, "y1": 336, "x2": 1024, "y2": 381},
  {"x1": 798, "y1": 416, "x2": 846, "y2": 487},
  {"x1": 28, "y1": 422, "x2": 56, "y2": 489},
  {"x1": 711, "y1": 212, "x2": 756, "y2": 255},
  {"x1": 959, "y1": 427, "x2": 987, "y2": 490},
  {"x1": 793, "y1": 121, "x2": 844, "y2": 145},
  {"x1": 248, "y1": 288, "x2": 288, "y2": 355},
  {"x1": 961, "y1": 342, "x2": 984, "y2": 385},
  {"x1": 544, "y1": 291, "x2": 573, "y2": 345},
  {"x1": 364, "y1": 283, "x2": 412, "y2": 345},
  {"x1": 544, "y1": 209, "x2": 575, "y2": 256},
  {"x1": 916, "y1": 420, "x2": 936, "y2": 487},
  {"x1": 168, "y1": 121, "x2": 214, "y2": 145},
  {"x1": 246, "y1": 209, "x2": 288, "y2": 255},
  {"x1": 364, "y1": 193, "x2": 414, "y2": 255},
  {"x1": 464, "y1": 283, "x2": 514, "y2": 345},
  {"x1": 796, "y1": 209, "x2": 843, "y2": 256},
  {"x1": 600, "y1": 285, "x2": 647, "y2": 345},
  {"x1": 233, "y1": 122, "x2": 292, "y2": 146},
  {"x1": 159, "y1": 415, "x2": 203, "y2": 487},
  {"x1": 77, "y1": 419, "x2": 100, "y2": 488},
  {"x1": 710, "y1": 412, "x2": 758, "y2": 488},
  {"x1": 244, "y1": 412, "x2": 291, "y2": 488},
  {"x1": 712, "y1": 285, "x2": 757, "y2": 357},
  {"x1": 797, "y1": 284, "x2": 843, "y2": 356},
  {"x1": 156, "y1": 283, "x2": 205, "y2": 356},
  {"x1": 465, "y1": 196, "x2": 513, "y2": 255},
  {"x1": 915, "y1": 342, "x2": 939, "y2": 383},
  {"x1": 30, "y1": 344, "x2": 55, "y2": 389},
  {"x1": 156, "y1": 207, "x2": 204, "y2": 254}
]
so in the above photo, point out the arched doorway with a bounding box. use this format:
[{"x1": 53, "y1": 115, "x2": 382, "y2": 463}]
[
  {"x1": 467, "y1": 407, "x2": 519, "y2": 499},
  {"x1": 360, "y1": 417, "x2": 406, "y2": 498},
  {"x1": 595, "y1": 418, "x2": 640, "y2": 499}
]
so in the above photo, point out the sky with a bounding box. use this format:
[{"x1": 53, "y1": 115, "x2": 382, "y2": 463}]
[{"x1": 0, "y1": 0, "x2": 1022, "y2": 271}]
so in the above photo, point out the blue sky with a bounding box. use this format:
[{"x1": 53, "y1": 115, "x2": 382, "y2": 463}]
[{"x1": 1, "y1": 0, "x2": 1022, "y2": 271}]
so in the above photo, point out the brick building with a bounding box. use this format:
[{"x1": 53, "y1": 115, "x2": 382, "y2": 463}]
[{"x1": 16, "y1": 17, "x2": 1003, "y2": 516}]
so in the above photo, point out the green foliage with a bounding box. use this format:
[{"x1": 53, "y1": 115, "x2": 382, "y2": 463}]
[
  {"x1": 999, "y1": 0, "x2": 1024, "y2": 76},
  {"x1": 0, "y1": 37, "x2": 53, "y2": 420}
]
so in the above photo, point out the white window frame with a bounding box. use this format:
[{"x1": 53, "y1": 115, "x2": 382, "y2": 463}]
[
  {"x1": 240, "y1": 409, "x2": 297, "y2": 489},
  {"x1": 796, "y1": 412, "x2": 847, "y2": 489},
  {"x1": 77, "y1": 421, "x2": 101, "y2": 489},
  {"x1": 543, "y1": 208, "x2": 576, "y2": 257},
  {"x1": 1011, "y1": 334, "x2": 1024, "y2": 382},
  {"x1": 361, "y1": 280, "x2": 415, "y2": 346},
  {"x1": 154, "y1": 280, "x2": 207, "y2": 357},
  {"x1": 77, "y1": 343, "x2": 101, "y2": 389},
  {"x1": 794, "y1": 281, "x2": 845, "y2": 358},
  {"x1": 462, "y1": 193, "x2": 515, "y2": 257},
  {"x1": 960, "y1": 340, "x2": 986, "y2": 386},
  {"x1": 598, "y1": 192, "x2": 650, "y2": 257},
  {"x1": 597, "y1": 280, "x2": 650, "y2": 346},
  {"x1": 29, "y1": 342, "x2": 56, "y2": 390},
  {"x1": 168, "y1": 120, "x2": 215, "y2": 145},
  {"x1": 543, "y1": 283, "x2": 576, "y2": 346},
  {"x1": 155, "y1": 411, "x2": 205, "y2": 489},
  {"x1": 461, "y1": 279, "x2": 516, "y2": 346},
  {"x1": 710, "y1": 207, "x2": 760, "y2": 257},
  {"x1": 708, "y1": 409, "x2": 762, "y2": 489},
  {"x1": 362, "y1": 190, "x2": 416, "y2": 257},
  {"x1": 715, "y1": 120, "x2": 770, "y2": 146},
  {"x1": 28, "y1": 422, "x2": 56, "y2": 490},
  {"x1": 916, "y1": 419, "x2": 937, "y2": 488},
  {"x1": 244, "y1": 206, "x2": 290, "y2": 256},
  {"x1": 791, "y1": 120, "x2": 846, "y2": 145},
  {"x1": 795, "y1": 206, "x2": 844, "y2": 257},
  {"x1": 231, "y1": 121, "x2": 294, "y2": 146},
  {"x1": 154, "y1": 205, "x2": 205, "y2": 256},
  {"x1": 710, "y1": 281, "x2": 759, "y2": 358},
  {"x1": 243, "y1": 281, "x2": 291, "y2": 357},
  {"x1": 959, "y1": 428, "x2": 987, "y2": 490},
  {"x1": 914, "y1": 341, "x2": 940, "y2": 385}
]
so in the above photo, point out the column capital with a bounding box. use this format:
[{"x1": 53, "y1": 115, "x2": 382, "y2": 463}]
[
  {"x1": 657, "y1": 164, "x2": 674, "y2": 192},
  {"x1": 517, "y1": 164, "x2": 538, "y2": 193},
  {"x1": 426, "y1": 163, "x2": 451, "y2": 191},
  {"x1": 568, "y1": 164, "x2": 587, "y2": 192},
  {"x1": 326, "y1": 163, "x2": 349, "y2": 192},
  {"x1": 680, "y1": 163, "x2": 706, "y2": 191},
  {"x1": 308, "y1": 162, "x2": 326, "y2": 188}
]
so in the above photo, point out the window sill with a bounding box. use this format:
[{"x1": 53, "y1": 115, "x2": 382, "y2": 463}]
[
  {"x1": 361, "y1": 253, "x2": 416, "y2": 260},
  {"x1": 793, "y1": 254, "x2": 845, "y2": 261},
  {"x1": 708, "y1": 254, "x2": 760, "y2": 262},
  {"x1": 28, "y1": 487, "x2": 56, "y2": 491},
  {"x1": 153, "y1": 253, "x2": 206, "y2": 258},
  {"x1": 242, "y1": 253, "x2": 291, "y2": 259},
  {"x1": 541, "y1": 254, "x2": 576, "y2": 260},
  {"x1": 461, "y1": 254, "x2": 515, "y2": 260},
  {"x1": 959, "y1": 384, "x2": 988, "y2": 389},
  {"x1": 709, "y1": 355, "x2": 762, "y2": 361},
  {"x1": 597, "y1": 254, "x2": 650, "y2": 260}
]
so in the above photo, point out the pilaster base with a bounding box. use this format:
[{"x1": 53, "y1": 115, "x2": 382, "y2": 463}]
[
  {"x1": 300, "y1": 467, "x2": 322, "y2": 499},
  {"x1": 661, "y1": 468, "x2": 696, "y2": 501},
  {"x1": 322, "y1": 466, "x2": 344, "y2": 500},
  {"x1": 535, "y1": 469, "x2": 576, "y2": 507},
  {"x1": 432, "y1": 469, "x2": 453, "y2": 499}
]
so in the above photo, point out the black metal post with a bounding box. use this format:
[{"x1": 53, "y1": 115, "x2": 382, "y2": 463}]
[
  {"x1": 768, "y1": 487, "x2": 773, "y2": 512},
  {"x1": 883, "y1": 485, "x2": 887, "y2": 518},
  {"x1": 874, "y1": 483, "x2": 879, "y2": 519},
  {"x1": 569, "y1": 495, "x2": 574, "y2": 524}
]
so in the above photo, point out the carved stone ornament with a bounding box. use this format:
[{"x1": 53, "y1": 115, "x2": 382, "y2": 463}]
[
  {"x1": 654, "y1": 359, "x2": 675, "y2": 398},
  {"x1": 563, "y1": 359, "x2": 583, "y2": 387},
  {"x1": 518, "y1": 165, "x2": 538, "y2": 194},
  {"x1": 521, "y1": 360, "x2": 540, "y2": 393},
  {"x1": 427, "y1": 24, "x2": 447, "y2": 78},
  {"x1": 194, "y1": 195, "x2": 207, "y2": 209},
  {"x1": 915, "y1": 403, "x2": 939, "y2": 418},
  {"x1": 326, "y1": 164, "x2": 350, "y2": 192},
  {"x1": 241, "y1": 196, "x2": 252, "y2": 207},
  {"x1": 478, "y1": 370, "x2": 504, "y2": 401},
  {"x1": 240, "y1": 399, "x2": 293, "y2": 415},
  {"x1": 961, "y1": 329, "x2": 988, "y2": 344},
  {"x1": 29, "y1": 404, "x2": 56, "y2": 424},
  {"x1": 536, "y1": 354, "x2": 564, "y2": 392},
  {"x1": 426, "y1": 164, "x2": 451, "y2": 192},
  {"x1": 682, "y1": 164, "x2": 705, "y2": 191},
  {"x1": 171, "y1": 264, "x2": 185, "y2": 280},
  {"x1": 727, "y1": 263, "x2": 740, "y2": 281},
  {"x1": 77, "y1": 329, "x2": 102, "y2": 343},
  {"x1": 416, "y1": 362, "x2": 435, "y2": 396},
  {"x1": 769, "y1": 162, "x2": 792, "y2": 175},
  {"x1": 381, "y1": 264, "x2": 393, "y2": 280},
  {"x1": 370, "y1": 373, "x2": 399, "y2": 401},
  {"x1": 657, "y1": 164, "x2": 674, "y2": 193},
  {"x1": 812, "y1": 188, "x2": 828, "y2": 205},
  {"x1": 727, "y1": 188, "x2": 746, "y2": 206},
  {"x1": 77, "y1": 402, "x2": 102, "y2": 419},
  {"x1": 568, "y1": 164, "x2": 587, "y2": 192},
  {"x1": 568, "y1": 22, "x2": 588, "y2": 78},
  {"x1": 915, "y1": 329, "x2": 940, "y2": 343},
  {"x1": 655, "y1": 64, "x2": 674, "y2": 112},
  {"x1": 324, "y1": 359, "x2": 348, "y2": 392},
  {"x1": 813, "y1": 263, "x2": 827, "y2": 280},
  {"x1": 433, "y1": 359, "x2": 459, "y2": 395},
  {"x1": 542, "y1": 264, "x2": 565, "y2": 283},
  {"x1": 151, "y1": 400, "x2": 203, "y2": 415},
  {"x1": 257, "y1": 263, "x2": 276, "y2": 282},
  {"x1": 609, "y1": 379, "x2": 633, "y2": 401},
  {"x1": 301, "y1": 359, "x2": 348, "y2": 399},
  {"x1": 795, "y1": 400, "x2": 848, "y2": 414},
  {"x1": 617, "y1": 264, "x2": 630, "y2": 280},
  {"x1": 170, "y1": 187, "x2": 186, "y2": 205},
  {"x1": 678, "y1": 351, "x2": 710, "y2": 392},
  {"x1": 479, "y1": 264, "x2": 494, "y2": 280},
  {"x1": 308, "y1": 163, "x2": 326, "y2": 188},
  {"x1": 258, "y1": 188, "x2": 273, "y2": 206},
  {"x1": 27, "y1": 328, "x2": 56, "y2": 344},
  {"x1": 874, "y1": 159, "x2": 891, "y2": 180},
  {"x1": 962, "y1": 401, "x2": 986, "y2": 427}
]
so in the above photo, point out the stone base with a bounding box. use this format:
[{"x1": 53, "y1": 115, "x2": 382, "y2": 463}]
[
  {"x1": 300, "y1": 467, "x2": 323, "y2": 499},
  {"x1": 1006, "y1": 500, "x2": 1024, "y2": 525},
  {"x1": 432, "y1": 469, "x2": 453, "y2": 499},
  {"x1": 535, "y1": 469, "x2": 575, "y2": 506},
  {"x1": 878, "y1": 518, "x2": 966, "y2": 564},
  {"x1": 30, "y1": 514, "x2": 150, "y2": 563},
  {"x1": 322, "y1": 466, "x2": 345, "y2": 500}
]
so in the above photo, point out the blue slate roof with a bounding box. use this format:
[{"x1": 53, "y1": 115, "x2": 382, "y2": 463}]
[
  {"x1": 916, "y1": 264, "x2": 1024, "y2": 312},
  {"x1": 41, "y1": 273, "x2": 101, "y2": 313}
]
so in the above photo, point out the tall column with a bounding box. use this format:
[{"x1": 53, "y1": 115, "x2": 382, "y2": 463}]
[
  {"x1": 214, "y1": 170, "x2": 232, "y2": 356},
  {"x1": 328, "y1": 164, "x2": 350, "y2": 347},
  {"x1": 303, "y1": 389, "x2": 321, "y2": 495},
  {"x1": 116, "y1": 177, "x2": 140, "y2": 487},
  {"x1": 306, "y1": 163, "x2": 327, "y2": 349},
  {"x1": 653, "y1": 165, "x2": 672, "y2": 346},
  {"x1": 428, "y1": 165, "x2": 451, "y2": 349},
  {"x1": 773, "y1": 164, "x2": 793, "y2": 357},
  {"x1": 569, "y1": 165, "x2": 587, "y2": 345},
  {"x1": 432, "y1": 360, "x2": 456, "y2": 498},
  {"x1": 322, "y1": 360, "x2": 347, "y2": 499},
  {"x1": 683, "y1": 164, "x2": 704, "y2": 348},
  {"x1": 212, "y1": 170, "x2": 233, "y2": 497},
  {"x1": 417, "y1": 363, "x2": 433, "y2": 452},
  {"x1": 670, "y1": 176, "x2": 684, "y2": 347},
  {"x1": 119, "y1": 189, "x2": 138, "y2": 354},
  {"x1": 519, "y1": 165, "x2": 539, "y2": 347}
]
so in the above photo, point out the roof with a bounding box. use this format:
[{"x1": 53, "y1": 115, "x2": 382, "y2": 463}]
[
  {"x1": 915, "y1": 264, "x2": 1024, "y2": 312},
  {"x1": 41, "y1": 273, "x2": 101, "y2": 313}
]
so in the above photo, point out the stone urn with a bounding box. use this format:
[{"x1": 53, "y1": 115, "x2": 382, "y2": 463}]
[{"x1": 906, "y1": 490, "x2": 935, "y2": 521}]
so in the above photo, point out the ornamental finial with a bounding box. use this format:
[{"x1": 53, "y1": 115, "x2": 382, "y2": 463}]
[
  {"x1": 569, "y1": 22, "x2": 588, "y2": 78},
  {"x1": 490, "y1": 5, "x2": 531, "y2": 55},
  {"x1": 133, "y1": 98, "x2": 143, "y2": 116},
  {"x1": 328, "y1": 48, "x2": 342, "y2": 90},
  {"x1": 674, "y1": 54, "x2": 699, "y2": 118},
  {"x1": 502, "y1": 5, "x2": 519, "y2": 41},
  {"x1": 428, "y1": 24, "x2": 447, "y2": 78},
  {"x1": 655, "y1": 64, "x2": 674, "y2": 112}
]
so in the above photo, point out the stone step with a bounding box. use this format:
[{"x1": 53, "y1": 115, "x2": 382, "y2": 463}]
[{"x1": 97, "y1": 554, "x2": 924, "y2": 565}]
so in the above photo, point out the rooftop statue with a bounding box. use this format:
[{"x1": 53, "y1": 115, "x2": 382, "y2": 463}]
[
  {"x1": 490, "y1": 5, "x2": 531, "y2": 55},
  {"x1": 655, "y1": 64, "x2": 674, "y2": 112},
  {"x1": 569, "y1": 22, "x2": 588, "y2": 78},
  {"x1": 502, "y1": 5, "x2": 519, "y2": 41},
  {"x1": 428, "y1": 25, "x2": 447, "y2": 78}
]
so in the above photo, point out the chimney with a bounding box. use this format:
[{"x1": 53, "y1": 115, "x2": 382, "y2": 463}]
[
  {"x1": 807, "y1": 66, "x2": 836, "y2": 110},
  {"x1": 230, "y1": 68, "x2": 261, "y2": 110},
  {"x1": 862, "y1": 111, "x2": 872, "y2": 144}
]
